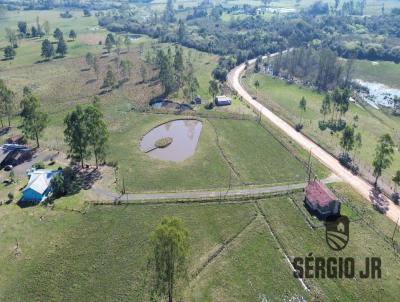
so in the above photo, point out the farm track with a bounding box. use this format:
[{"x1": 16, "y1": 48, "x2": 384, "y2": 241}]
[
  {"x1": 89, "y1": 177, "x2": 337, "y2": 204},
  {"x1": 227, "y1": 54, "x2": 400, "y2": 226}
]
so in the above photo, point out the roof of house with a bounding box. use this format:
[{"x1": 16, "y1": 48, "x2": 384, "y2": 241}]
[
  {"x1": 305, "y1": 181, "x2": 338, "y2": 207},
  {"x1": 215, "y1": 95, "x2": 231, "y2": 101},
  {"x1": 22, "y1": 170, "x2": 58, "y2": 195}
]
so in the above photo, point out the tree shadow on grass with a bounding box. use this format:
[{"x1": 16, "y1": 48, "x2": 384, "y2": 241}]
[{"x1": 86, "y1": 79, "x2": 97, "y2": 85}]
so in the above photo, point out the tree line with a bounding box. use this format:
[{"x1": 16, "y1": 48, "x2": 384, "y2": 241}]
[
  {"x1": 0, "y1": 80, "x2": 108, "y2": 168},
  {"x1": 99, "y1": 1, "x2": 400, "y2": 66}
]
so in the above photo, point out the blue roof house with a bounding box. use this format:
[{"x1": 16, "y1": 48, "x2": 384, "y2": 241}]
[{"x1": 22, "y1": 169, "x2": 59, "y2": 202}]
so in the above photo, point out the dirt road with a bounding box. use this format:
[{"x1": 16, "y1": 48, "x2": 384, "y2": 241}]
[{"x1": 227, "y1": 57, "x2": 400, "y2": 225}]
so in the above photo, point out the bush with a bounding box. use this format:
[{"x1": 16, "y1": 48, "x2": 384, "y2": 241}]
[
  {"x1": 51, "y1": 173, "x2": 66, "y2": 198},
  {"x1": 392, "y1": 193, "x2": 400, "y2": 205},
  {"x1": 33, "y1": 161, "x2": 45, "y2": 169},
  {"x1": 294, "y1": 123, "x2": 303, "y2": 131},
  {"x1": 7, "y1": 192, "x2": 14, "y2": 202},
  {"x1": 155, "y1": 137, "x2": 173, "y2": 148},
  {"x1": 205, "y1": 102, "x2": 214, "y2": 110},
  {"x1": 339, "y1": 153, "x2": 359, "y2": 175}
]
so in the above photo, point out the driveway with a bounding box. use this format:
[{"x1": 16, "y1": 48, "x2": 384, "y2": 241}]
[{"x1": 13, "y1": 150, "x2": 60, "y2": 177}]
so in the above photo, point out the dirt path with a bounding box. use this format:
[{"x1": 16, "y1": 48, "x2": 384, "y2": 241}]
[
  {"x1": 227, "y1": 57, "x2": 400, "y2": 225},
  {"x1": 91, "y1": 181, "x2": 312, "y2": 202}
]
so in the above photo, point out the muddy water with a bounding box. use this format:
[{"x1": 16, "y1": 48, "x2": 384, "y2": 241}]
[{"x1": 140, "y1": 120, "x2": 203, "y2": 162}]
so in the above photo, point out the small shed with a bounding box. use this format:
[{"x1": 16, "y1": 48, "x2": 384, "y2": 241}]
[
  {"x1": 215, "y1": 95, "x2": 232, "y2": 106},
  {"x1": 22, "y1": 170, "x2": 59, "y2": 202},
  {"x1": 304, "y1": 181, "x2": 340, "y2": 218}
]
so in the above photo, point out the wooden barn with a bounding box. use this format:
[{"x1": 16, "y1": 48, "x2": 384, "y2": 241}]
[{"x1": 304, "y1": 181, "x2": 340, "y2": 218}]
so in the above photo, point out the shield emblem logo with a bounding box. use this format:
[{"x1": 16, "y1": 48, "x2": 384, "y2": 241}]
[{"x1": 325, "y1": 216, "x2": 349, "y2": 251}]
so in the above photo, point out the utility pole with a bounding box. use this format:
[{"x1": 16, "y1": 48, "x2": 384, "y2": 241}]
[
  {"x1": 307, "y1": 149, "x2": 312, "y2": 183},
  {"x1": 391, "y1": 217, "x2": 399, "y2": 245}
]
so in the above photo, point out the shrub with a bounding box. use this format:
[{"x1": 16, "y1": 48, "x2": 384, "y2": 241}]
[
  {"x1": 33, "y1": 161, "x2": 45, "y2": 169},
  {"x1": 392, "y1": 193, "x2": 400, "y2": 205},
  {"x1": 7, "y1": 192, "x2": 14, "y2": 202},
  {"x1": 155, "y1": 137, "x2": 173, "y2": 148},
  {"x1": 205, "y1": 102, "x2": 214, "y2": 110},
  {"x1": 295, "y1": 123, "x2": 303, "y2": 131},
  {"x1": 51, "y1": 173, "x2": 66, "y2": 198}
]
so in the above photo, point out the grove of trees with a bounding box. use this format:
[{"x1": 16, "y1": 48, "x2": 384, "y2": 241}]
[{"x1": 64, "y1": 105, "x2": 108, "y2": 168}]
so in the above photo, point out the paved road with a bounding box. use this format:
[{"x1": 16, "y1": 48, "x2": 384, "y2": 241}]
[
  {"x1": 90, "y1": 178, "x2": 338, "y2": 202},
  {"x1": 227, "y1": 55, "x2": 400, "y2": 225}
]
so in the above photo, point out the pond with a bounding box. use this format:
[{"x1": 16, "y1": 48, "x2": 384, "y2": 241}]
[
  {"x1": 150, "y1": 99, "x2": 193, "y2": 111},
  {"x1": 355, "y1": 79, "x2": 400, "y2": 109},
  {"x1": 140, "y1": 120, "x2": 203, "y2": 162}
]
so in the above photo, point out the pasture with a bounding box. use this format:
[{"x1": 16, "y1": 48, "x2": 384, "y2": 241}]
[
  {"x1": 1, "y1": 182, "x2": 400, "y2": 301},
  {"x1": 243, "y1": 72, "x2": 400, "y2": 190},
  {"x1": 353, "y1": 59, "x2": 400, "y2": 89}
]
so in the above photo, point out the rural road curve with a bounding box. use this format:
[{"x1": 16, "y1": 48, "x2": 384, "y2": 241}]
[{"x1": 227, "y1": 55, "x2": 400, "y2": 225}]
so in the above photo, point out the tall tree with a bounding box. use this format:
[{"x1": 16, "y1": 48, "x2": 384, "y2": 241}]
[
  {"x1": 20, "y1": 95, "x2": 48, "y2": 147},
  {"x1": 85, "y1": 52, "x2": 95, "y2": 69},
  {"x1": 53, "y1": 27, "x2": 63, "y2": 40},
  {"x1": 5, "y1": 28, "x2": 18, "y2": 48},
  {"x1": 124, "y1": 35, "x2": 132, "y2": 53},
  {"x1": 56, "y1": 36, "x2": 67, "y2": 57},
  {"x1": 164, "y1": 0, "x2": 176, "y2": 23},
  {"x1": 208, "y1": 79, "x2": 220, "y2": 101},
  {"x1": 17, "y1": 21, "x2": 28, "y2": 36},
  {"x1": 69, "y1": 29, "x2": 77, "y2": 41},
  {"x1": 105, "y1": 33, "x2": 115, "y2": 53},
  {"x1": 393, "y1": 171, "x2": 400, "y2": 199},
  {"x1": 93, "y1": 57, "x2": 100, "y2": 80},
  {"x1": 140, "y1": 64, "x2": 147, "y2": 83},
  {"x1": 340, "y1": 125, "x2": 355, "y2": 156},
  {"x1": 0, "y1": 80, "x2": 15, "y2": 127},
  {"x1": 150, "y1": 217, "x2": 188, "y2": 302},
  {"x1": 320, "y1": 94, "x2": 331, "y2": 122},
  {"x1": 41, "y1": 38, "x2": 54, "y2": 60},
  {"x1": 4, "y1": 46, "x2": 16, "y2": 60},
  {"x1": 157, "y1": 49, "x2": 176, "y2": 95},
  {"x1": 103, "y1": 65, "x2": 117, "y2": 91},
  {"x1": 353, "y1": 132, "x2": 362, "y2": 162},
  {"x1": 43, "y1": 20, "x2": 51, "y2": 36},
  {"x1": 177, "y1": 19, "x2": 186, "y2": 42},
  {"x1": 372, "y1": 134, "x2": 395, "y2": 187},
  {"x1": 84, "y1": 105, "x2": 108, "y2": 168},
  {"x1": 120, "y1": 60, "x2": 133, "y2": 80},
  {"x1": 115, "y1": 35, "x2": 123, "y2": 57},
  {"x1": 299, "y1": 96, "x2": 307, "y2": 125},
  {"x1": 64, "y1": 106, "x2": 90, "y2": 168}
]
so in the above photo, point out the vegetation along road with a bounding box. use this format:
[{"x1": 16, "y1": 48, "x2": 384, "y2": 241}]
[{"x1": 228, "y1": 54, "x2": 400, "y2": 225}]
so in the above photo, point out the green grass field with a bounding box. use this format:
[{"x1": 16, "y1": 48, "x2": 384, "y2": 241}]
[
  {"x1": 0, "y1": 202, "x2": 257, "y2": 301},
  {"x1": 2, "y1": 182, "x2": 399, "y2": 301},
  {"x1": 258, "y1": 188, "x2": 400, "y2": 301},
  {"x1": 0, "y1": 9, "x2": 105, "y2": 69},
  {"x1": 243, "y1": 72, "x2": 400, "y2": 189},
  {"x1": 353, "y1": 59, "x2": 400, "y2": 89}
]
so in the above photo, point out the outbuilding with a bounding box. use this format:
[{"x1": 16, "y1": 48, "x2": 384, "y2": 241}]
[
  {"x1": 304, "y1": 181, "x2": 340, "y2": 218},
  {"x1": 22, "y1": 169, "x2": 59, "y2": 202},
  {"x1": 215, "y1": 95, "x2": 232, "y2": 106}
]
